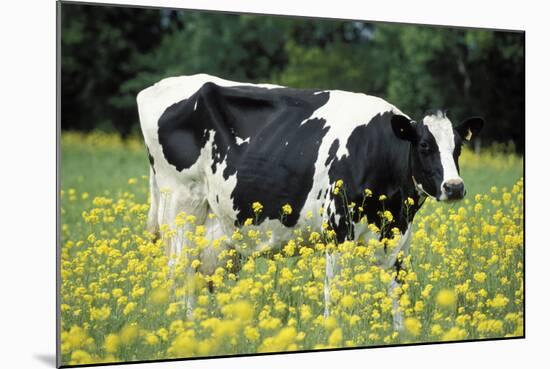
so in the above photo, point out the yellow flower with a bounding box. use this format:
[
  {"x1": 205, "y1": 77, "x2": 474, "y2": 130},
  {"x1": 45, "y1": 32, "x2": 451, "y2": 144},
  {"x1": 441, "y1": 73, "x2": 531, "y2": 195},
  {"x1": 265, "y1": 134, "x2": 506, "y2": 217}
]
[
  {"x1": 442, "y1": 327, "x2": 467, "y2": 341},
  {"x1": 65, "y1": 325, "x2": 91, "y2": 350},
  {"x1": 168, "y1": 332, "x2": 197, "y2": 357},
  {"x1": 328, "y1": 328, "x2": 343, "y2": 347},
  {"x1": 120, "y1": 324, "x2": 139, "y2": 345},
  {"x1": 145, "y1": 333, "x2": 159, "y2": 346},
  {"x1": 232, "y1": 230, "x2": 243, "y2": 241},
  {"x1": 341, "y1": 295, "x2": 355, "y2": 309},
  {"x1": 150, "y1": 288, "x2": 169, "y2": 305},
  {"x1": 123, "y1": 302, "x2": 136, "y2": 316},
  {"x1": 70, "y1": 350, "x2": 93, "y2": 365},
  {"x1": 300, "y1": 304, "x2": 312, "y2": 322},
  {"x1": 364, "y1": 188, "x2": 373, "y2": 197},
  {"x1": 191, "y1": 259, "x2": 201, "y2": 269},
  {"x1": 222, "y1": 301, "x2": 254, "y2": 322},
  {"x1": 252, "y1": 201, "x2": 263, "y2": 213},
  {"x1": 282, "y1": 204, "x2": 293, "y2": 215},
  {"x1": 244, "y1": 326, "x2": 260, "y2": 342},
  {"x1": 436, "y1": 289, "x2": 457, "y2": 308},
  {"x1": 90, "y1": 305, "x2": 111, "y2": 321},
  {"x1": 430, "y1": 324, "x2": 443, "y2": 336},
  {"x1": 259, "y1": 317, "x2": 282, "y2": 331},
  {"x1": 404, "y1": 317, "x2": 422, "y2": 336},
  {"x1": 487, "y1": 294, "x2": 509, "y2": 309},
  {"x1": 104, "y1": 334, "x2": 120, "y2": 353},
  {"x1": 473, "y1": 272, "x2": 487, "y2": 283},
  {"x1": 379, "y1": 194, "x2": 387, "y2": 201},
  {"x1": 259, "y1": 327, "x2": 298, "y2": 352}
]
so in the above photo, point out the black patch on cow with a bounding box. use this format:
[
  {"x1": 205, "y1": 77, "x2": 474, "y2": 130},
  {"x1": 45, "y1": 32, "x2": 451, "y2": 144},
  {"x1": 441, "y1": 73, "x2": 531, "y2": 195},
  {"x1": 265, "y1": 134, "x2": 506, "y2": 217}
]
[
  {"x1": 325, "y1": 139, "x2": 339, "y2": 166},
  {"x1": 232, "y1": 116, "x2": 329, "y2": 227},
  {"x1": 146, "y1": 145, "x2": 155, "y2": 174},
  {"x1": 216, "y1": 195, "x2": 219, "y2": 203},
  {"x1": 157, "y1": 95, "x2": 206, "y2": 171},
  {"x1": 328, "y1": 112, "x2": 420, "y2": 242},
  {"x1": 157, "y1": 82, "x2": 330, "y2": 227}
]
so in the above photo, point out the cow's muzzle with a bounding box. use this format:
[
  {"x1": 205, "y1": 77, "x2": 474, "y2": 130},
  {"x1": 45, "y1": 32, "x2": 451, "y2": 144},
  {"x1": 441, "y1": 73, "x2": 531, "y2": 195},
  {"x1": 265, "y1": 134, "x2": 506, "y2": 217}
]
[{"x1": 442, "y1": 179, "x2": 465, "y2": 200}]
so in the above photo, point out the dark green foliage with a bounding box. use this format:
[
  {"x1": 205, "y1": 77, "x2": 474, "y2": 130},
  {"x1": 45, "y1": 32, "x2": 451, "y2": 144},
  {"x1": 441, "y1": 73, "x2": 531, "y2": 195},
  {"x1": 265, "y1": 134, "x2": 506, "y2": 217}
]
[
  {"x1": 60, "y1": 3, "x2": 524, "y2": 150},
  {"x1": 61, "y1": 3, "x2": 166, "y2": 136}
]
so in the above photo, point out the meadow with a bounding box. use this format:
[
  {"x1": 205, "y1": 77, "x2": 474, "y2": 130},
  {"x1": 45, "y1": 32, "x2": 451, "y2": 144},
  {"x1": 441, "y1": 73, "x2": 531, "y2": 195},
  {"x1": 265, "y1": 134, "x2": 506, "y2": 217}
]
[{"x1": 59, "y1": 132, "x2": 524, "y2": 365}]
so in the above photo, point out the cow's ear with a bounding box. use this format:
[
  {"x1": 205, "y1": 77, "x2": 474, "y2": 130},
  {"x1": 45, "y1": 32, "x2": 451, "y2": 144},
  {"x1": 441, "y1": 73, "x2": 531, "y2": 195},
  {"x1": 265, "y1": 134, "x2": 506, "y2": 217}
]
[
  {"x1": 456, "y1": 117, "x2": 484, "y2": 141},
  {"x1": 391, "y1": 114, "x2": 417, "y2": 142}
]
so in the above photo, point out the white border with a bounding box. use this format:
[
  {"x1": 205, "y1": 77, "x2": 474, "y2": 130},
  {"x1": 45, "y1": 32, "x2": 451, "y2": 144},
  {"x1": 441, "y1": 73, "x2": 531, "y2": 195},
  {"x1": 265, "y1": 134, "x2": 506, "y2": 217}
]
[{"x1": 1, "y1": 1, "x2": 547, "y2": 368}]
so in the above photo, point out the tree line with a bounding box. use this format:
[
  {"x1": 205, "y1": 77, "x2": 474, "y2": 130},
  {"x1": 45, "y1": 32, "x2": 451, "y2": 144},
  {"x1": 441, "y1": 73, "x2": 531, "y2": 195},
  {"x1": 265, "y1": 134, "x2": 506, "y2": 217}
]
[{"x1": 60, "y1": 3, "x2": 524, "y2": 151}]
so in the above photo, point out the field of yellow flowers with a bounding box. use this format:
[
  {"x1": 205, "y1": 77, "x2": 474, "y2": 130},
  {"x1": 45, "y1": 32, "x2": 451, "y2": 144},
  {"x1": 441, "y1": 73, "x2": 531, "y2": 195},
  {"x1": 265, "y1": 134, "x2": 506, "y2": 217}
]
[{"x1": 59, "y1": 132, "x2": 524, "y2": 366}]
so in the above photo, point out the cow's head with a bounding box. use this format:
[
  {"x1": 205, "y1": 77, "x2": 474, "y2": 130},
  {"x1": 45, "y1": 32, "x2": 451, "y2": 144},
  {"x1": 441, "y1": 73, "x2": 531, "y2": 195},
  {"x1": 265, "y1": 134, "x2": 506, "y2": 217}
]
[{"x1": 391, "y1": 109, "x2": 484, "y2": 201}]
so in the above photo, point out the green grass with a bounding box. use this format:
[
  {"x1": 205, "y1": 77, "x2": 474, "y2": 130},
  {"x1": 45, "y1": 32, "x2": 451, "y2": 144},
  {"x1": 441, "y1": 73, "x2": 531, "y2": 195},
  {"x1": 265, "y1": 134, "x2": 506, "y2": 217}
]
[{"x1": 61, "y1": 141, "x2": 149, "y2": 199}]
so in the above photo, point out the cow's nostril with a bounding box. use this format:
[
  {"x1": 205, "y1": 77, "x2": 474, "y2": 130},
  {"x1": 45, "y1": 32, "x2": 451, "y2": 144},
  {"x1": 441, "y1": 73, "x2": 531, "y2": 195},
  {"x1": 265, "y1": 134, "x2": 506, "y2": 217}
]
[{"x1": 443, "y1": 181, "x2": 465, "y2": 199}]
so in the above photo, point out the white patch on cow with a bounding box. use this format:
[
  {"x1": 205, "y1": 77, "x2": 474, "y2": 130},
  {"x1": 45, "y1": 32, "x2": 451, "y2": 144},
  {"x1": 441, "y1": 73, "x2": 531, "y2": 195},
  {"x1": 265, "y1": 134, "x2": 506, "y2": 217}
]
[
  {"x1": 193, "y1": 99, "x2": 198, "y2": 111},
  {"x1": 423, "y1": 112, "x2": 462, "y2": 201},
  {"x1": 235, "y1": 136, "x2": 250, "y2": 145},
  {"x1": 390, "y1": 278, "x2": 404, "y2": 330},
  {"x1": 353, "y1": 220, "x2": 378, "y2": 244},
  {"x1": 314, "y1": 90, "x2": 327, "y2": 95}
]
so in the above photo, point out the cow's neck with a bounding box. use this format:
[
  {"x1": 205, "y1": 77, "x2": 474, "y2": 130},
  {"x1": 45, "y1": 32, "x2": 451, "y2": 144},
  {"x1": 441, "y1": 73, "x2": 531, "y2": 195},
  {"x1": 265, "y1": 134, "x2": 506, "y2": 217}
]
[{"x1": 344, "y1": 140, "x2": 419, "y2": 236}]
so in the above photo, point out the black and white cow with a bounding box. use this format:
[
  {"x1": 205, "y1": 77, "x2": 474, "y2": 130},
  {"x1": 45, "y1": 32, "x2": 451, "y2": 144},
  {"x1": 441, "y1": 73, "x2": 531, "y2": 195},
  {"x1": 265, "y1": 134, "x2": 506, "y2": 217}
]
[{"x1": 137, "y1": 74, "x2": 483, "y2": 324}]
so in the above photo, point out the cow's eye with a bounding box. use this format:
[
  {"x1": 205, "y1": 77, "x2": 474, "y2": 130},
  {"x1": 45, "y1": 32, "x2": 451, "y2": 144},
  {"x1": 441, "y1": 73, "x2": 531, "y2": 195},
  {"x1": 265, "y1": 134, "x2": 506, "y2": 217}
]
[{"x1": 419, "y1": 142, "x2": 430, "y2": 151}]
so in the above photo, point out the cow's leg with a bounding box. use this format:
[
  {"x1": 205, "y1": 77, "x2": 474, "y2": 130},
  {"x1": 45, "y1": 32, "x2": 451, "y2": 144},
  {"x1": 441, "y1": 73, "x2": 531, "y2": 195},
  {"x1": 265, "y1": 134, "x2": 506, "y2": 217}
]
[
  {"x1": 146, "y1": 167, "x2": 160, "y2": 239},
  {"x1": 388, "y1": 225, "x2": 413, "y2": 331},
  {"x1": 160, "y1": 190, "x2": 182, "y2": 267},
  {"x1": 389, "y1": 278, "x2": 404, "y2": 330},
  {"x1": 199, "y1": 214, "x2": 229, "y2": 283},
  {"x1": 162, "y1": 188, "x2": 208, "y2": 319},
  {"x1": 323, "y1": 250, "x2": 340, "y2": 318}
]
